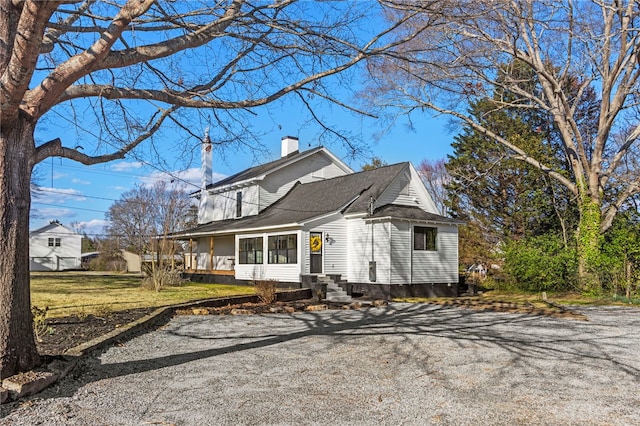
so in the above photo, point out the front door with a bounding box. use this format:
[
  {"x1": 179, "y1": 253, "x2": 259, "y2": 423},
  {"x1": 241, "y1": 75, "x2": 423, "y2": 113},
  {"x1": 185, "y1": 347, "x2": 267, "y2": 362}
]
[{"x1": 310, "y1": 232, "x2": 323, "y2": 274}]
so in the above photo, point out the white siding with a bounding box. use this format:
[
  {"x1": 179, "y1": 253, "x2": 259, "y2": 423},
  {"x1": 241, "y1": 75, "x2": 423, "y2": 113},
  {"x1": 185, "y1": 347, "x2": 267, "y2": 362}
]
[
  {"x1": 377, "y1": 169, "x2": 412, "y2": 206},
  {"x1": 259, "y1": 153, "x2": 348, "y2": 210},
  {"x1": 348, "y1": 219, "x2": 459, "y2": 285},
  {"x1": 410, "y1": 224, "x2": 459, "y2": 283},
  {"x1": 29, "y1": 224, "x2": 82, "y2": 271},
  {"x1": 346, "y1": 219, "x2": 368, "y2": 282},
  {"x1": 301, "y1": 214, "x2": 348, "y2": 276},
  {"x1": 346, "y1": 219, "x2": 391, "y2": 283},
  {"x1": 234, "y1": 231, "x2": 302, "y2": 282},
  {"x1": 195, "y1": 238, "x2": 209, "y2": 270},
  {"x1": 390, "y1": 222, "x2": 412, "y2": 284},
  {"x1": 376, "y1": 166, "x2": 439, "y2": 214},
  {"x1": 199, "y1": 185, "x2": 260, "y2": 223}
]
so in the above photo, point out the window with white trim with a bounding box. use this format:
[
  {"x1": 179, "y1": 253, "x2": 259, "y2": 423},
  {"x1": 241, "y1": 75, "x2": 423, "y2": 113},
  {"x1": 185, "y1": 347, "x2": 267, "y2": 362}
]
[
  {"x1": 236, "y1": 191, "x2": 242, "y2": 218},
  {"x1": 238, "y1": 237, "x2": 263, "y2": 264},
  {"x1": 48, "y1": 237, "x2": 61, "y2": 247},
  {"x1": 268, "y1": 234, "x2": 297, "y2": 264},
  {"x1": 414, "y1": 226, "x2": 437, "y2": 251}
]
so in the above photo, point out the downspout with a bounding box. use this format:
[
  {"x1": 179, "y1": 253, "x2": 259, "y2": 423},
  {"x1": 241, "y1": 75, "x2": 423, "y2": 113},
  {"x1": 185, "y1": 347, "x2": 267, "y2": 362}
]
[
  {"x1": 369, "y1": 196, "x2": 376, "y2": 283},
  {"x1": 388, "y1": 221, "x2": 392, "y2": 285}
]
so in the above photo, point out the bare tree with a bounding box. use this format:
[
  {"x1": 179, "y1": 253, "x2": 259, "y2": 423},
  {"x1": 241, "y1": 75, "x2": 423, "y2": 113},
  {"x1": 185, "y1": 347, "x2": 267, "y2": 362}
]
[
  {"x1": 107, "y1": 180, "x2": 192, "y2": 289},
  {"x1": 417, "y1": 158, "x2": 449, "y2": 215},
  {"x1": 0, "y1": 0, "x2": 425, "y2": 377},
  {"x1": 371, "y1": 0, "x2": 640, "y2": 290}
]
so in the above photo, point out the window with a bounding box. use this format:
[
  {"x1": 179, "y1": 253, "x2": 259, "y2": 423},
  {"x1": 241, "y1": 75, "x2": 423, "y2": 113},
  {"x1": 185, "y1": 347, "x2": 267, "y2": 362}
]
[
  {"x1": 238, "y1": 237, "x2": 263, "y2": 264},
  {"x1": 414, "y1": 226, "x2": 437, "y2": 251},
  {"x1": 236, "y1": 191, "x2": 242, "y2": 218},
  {"x1": 268, "y1": 234, "x2": 297, "y2": 264},
  {"x1": 47, "y1": 237, "x2": 61, "y2": 247}
]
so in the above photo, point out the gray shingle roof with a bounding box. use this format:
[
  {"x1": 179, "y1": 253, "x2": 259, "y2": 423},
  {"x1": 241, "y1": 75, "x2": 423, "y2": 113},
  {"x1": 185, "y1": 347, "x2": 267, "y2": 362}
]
[
  {"x1": 368, "y1": 204, "x2": 465, "y2": 225},
  {"x1": 174, "y1": 163, "x2": 409, "y2": 236},
  {"x1": 205, "y1": 147, "x2": 324, "y2": 190}
]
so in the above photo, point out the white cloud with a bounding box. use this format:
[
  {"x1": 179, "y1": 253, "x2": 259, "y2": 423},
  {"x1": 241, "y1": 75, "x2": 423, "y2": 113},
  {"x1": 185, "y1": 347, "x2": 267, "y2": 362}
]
[
  {"x1": 71, "y1": 177, "x2": 91, "y2": 185},
  {"x1": 32, "y1": 207, "x2": 76, "y2": 221},
  {"x1": 32, "y1": 187, "x2": 87, "y2": 203},
  {"x1": 73, "y1": 219, "x2": 109, "y2": 236},
  {"x1": 110, "y1": 161, "x2": 144, "y2": 172},
  {"x1": 110, "y1": 185, "x2": 129, "y2": 191}
]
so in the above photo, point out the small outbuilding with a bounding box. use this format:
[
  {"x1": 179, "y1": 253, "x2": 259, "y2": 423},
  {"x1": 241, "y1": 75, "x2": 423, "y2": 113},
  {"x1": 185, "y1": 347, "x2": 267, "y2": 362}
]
[{"x1": 29, "y1": 220, "x2": 82, "y2": 271}]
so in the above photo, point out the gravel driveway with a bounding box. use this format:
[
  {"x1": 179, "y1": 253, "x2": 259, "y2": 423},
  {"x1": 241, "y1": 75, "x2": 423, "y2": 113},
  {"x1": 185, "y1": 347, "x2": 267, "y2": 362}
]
[{"x1": 2, "y1": 303, "x2": 640, "y2": 425}]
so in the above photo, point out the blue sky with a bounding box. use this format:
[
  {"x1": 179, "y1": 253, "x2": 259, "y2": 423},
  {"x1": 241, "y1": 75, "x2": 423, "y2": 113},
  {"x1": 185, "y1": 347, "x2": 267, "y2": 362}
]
[{"x1": 30, "y1": 104, "x2": 455, "y2": 238}]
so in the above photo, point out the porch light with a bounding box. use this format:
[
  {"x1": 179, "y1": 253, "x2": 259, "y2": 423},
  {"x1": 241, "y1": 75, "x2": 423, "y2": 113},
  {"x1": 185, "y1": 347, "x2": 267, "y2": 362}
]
[{"x1": 325, "y1": 233, "x2": 330, "y2": 243}]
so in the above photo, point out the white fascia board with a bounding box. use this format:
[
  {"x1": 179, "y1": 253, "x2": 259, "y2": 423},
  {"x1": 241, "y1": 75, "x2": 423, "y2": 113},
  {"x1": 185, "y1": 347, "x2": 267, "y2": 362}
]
[
  {"x1": 175, "y1": 223, "x2": 303, "y2": 239},
  {"x1": 299, "y1": 210, "x2": 343, "y2": 228},
  {"x1": 233, "y1": 223, "x2": 302, "y2": 234},
  {"x1": 263, "y1": 147, "x2": 354, "y2": 178},
  {"x1": 319, "y1": 148, "x2": 354, "y2": 174},
  {"x1": 407, "y1": 162, "x2": 440, "y2": 213},
  {"x1": 208, "y1": 178, "x2": 260, "y2": 195},
  {"x1": 364, "y1": 216, "x2": 463, "y2": 226},
  {"x1": 344, "y1": 212, "x2": 368, "y2": 220}
]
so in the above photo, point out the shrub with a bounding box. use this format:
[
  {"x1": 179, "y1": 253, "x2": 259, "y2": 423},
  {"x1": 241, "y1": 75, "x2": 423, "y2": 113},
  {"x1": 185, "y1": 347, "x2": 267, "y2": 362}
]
[
  {"x1": 88, "y1": 254, "x2": 126, "y2": 271},
  {"x1": 32, "y1": 305, "x2": 53, "y2": 342},
  {"x1": 503, "y1": 234, "x2": 578, "y2": 292},
  {"x1": 142, "y1": 269, "x2": 185, "y2": 292},
  {"x1": 255, "y1": 280, "x2": 277, "y2": 304}
]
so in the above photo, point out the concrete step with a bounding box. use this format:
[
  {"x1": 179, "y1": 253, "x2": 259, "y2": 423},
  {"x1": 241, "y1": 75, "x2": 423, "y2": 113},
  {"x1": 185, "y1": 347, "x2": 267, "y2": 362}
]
[
  {"x1": 316, "y1": 275, "x2": 352, "y2": 302},
  {"x1": 326, "y1": 294, "x2": 352, "y2": 303}
]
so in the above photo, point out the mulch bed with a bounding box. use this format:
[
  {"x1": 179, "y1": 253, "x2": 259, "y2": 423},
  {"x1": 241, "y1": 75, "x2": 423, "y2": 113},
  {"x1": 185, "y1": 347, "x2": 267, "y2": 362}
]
[{"x1": 36, "y1": 308, "x2": 157, "y2": 356}]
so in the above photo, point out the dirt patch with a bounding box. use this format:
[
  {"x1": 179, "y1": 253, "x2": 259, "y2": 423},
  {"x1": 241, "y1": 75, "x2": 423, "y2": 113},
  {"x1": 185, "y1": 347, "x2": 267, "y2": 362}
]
[
  {"x1": 426, "y1": 297, "x2": 588, "y2": 320},
  {"x1": 175, "y1": 299, "x2": 349, "y2": 316},
  {"x1": 37, "y1": 308, "x2": 156, "y2": 356}
]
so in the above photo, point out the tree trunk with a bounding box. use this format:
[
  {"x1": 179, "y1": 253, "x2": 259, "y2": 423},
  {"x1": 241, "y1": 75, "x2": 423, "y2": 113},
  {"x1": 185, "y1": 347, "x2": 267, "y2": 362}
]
[
  {"x1": 0, "y1": 118, "x2": 40, "y2": 379},
  {"x1": 576, "y1": 195, "x2": 602, "y2": 294}
]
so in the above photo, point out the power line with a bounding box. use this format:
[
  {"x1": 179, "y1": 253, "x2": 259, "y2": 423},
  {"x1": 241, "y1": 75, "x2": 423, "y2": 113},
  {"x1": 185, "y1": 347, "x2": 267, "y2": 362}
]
[
  {"x1": 48, "y1": 109, "x2": 201, "y2": 190},
  {"x1": 32, "y1": 201, "x2": 107, "y2": 214},
  {"x1": 34, "y1": 187, "x2": 118, "y2": 203}
]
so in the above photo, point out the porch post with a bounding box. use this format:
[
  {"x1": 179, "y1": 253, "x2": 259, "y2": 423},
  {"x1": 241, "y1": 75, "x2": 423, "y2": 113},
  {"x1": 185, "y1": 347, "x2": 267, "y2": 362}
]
[
  {"x1": 209, "y1": 237, "x2": 214, "y2": 271},
  {"x1": 189, "y1": 238, "x2": 194, "y2": 271}
]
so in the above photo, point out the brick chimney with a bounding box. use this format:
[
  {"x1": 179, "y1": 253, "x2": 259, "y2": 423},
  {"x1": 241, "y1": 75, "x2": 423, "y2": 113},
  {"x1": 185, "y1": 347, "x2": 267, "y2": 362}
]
[{"x1": 281, "y1": 136, "x2": 299, "y2": 157}]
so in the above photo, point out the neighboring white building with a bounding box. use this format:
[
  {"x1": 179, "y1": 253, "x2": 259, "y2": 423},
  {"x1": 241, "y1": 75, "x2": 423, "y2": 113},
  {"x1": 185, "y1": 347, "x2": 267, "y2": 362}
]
[
  {"x1": 29, "y1": 221, "x2": 82, "y2": 271},
  {"x1": 174, "y1": 136, "x2": 463, "y2": 299}
]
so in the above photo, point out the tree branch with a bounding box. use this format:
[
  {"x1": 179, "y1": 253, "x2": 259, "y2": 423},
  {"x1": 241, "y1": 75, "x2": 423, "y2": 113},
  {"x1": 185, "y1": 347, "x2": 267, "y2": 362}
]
[
  {"x1": 0, "y1": 0, "x2": 57, "y2": 122},
  {"x1": 33, "y1": 105, "x2": 176, "y2": 165},
  {"x1": 24, "y1": 0, "x2": 155, "y2": 118}
]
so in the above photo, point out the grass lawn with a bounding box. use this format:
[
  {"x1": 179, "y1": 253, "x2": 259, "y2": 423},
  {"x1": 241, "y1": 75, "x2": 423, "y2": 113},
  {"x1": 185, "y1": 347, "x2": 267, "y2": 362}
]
[
  {"x1": 394, "y1": 289, "x2": 640, "y2": 306},
  {"x1": 31, "y1": 272, "x2": 255, "y2": 318}
]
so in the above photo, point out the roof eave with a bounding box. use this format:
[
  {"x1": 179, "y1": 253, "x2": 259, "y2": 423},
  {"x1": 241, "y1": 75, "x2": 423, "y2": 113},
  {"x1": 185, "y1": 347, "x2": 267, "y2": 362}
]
[
  {"x1": 170, "y1": 222, "x2": 303, "y2": 239},
  {"x1": 364, "y1": 215, "x2": 465, "y2": 226}
]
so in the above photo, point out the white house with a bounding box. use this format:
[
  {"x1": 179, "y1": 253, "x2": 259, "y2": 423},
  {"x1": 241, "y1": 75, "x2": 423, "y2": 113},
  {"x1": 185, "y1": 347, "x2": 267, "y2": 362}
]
[
  {"x1": 29, "y1": 221, "x2": 82, "y2": 271},
  {"x1": 174, "y1": 136, "x2": 463, "y2": 298}
]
